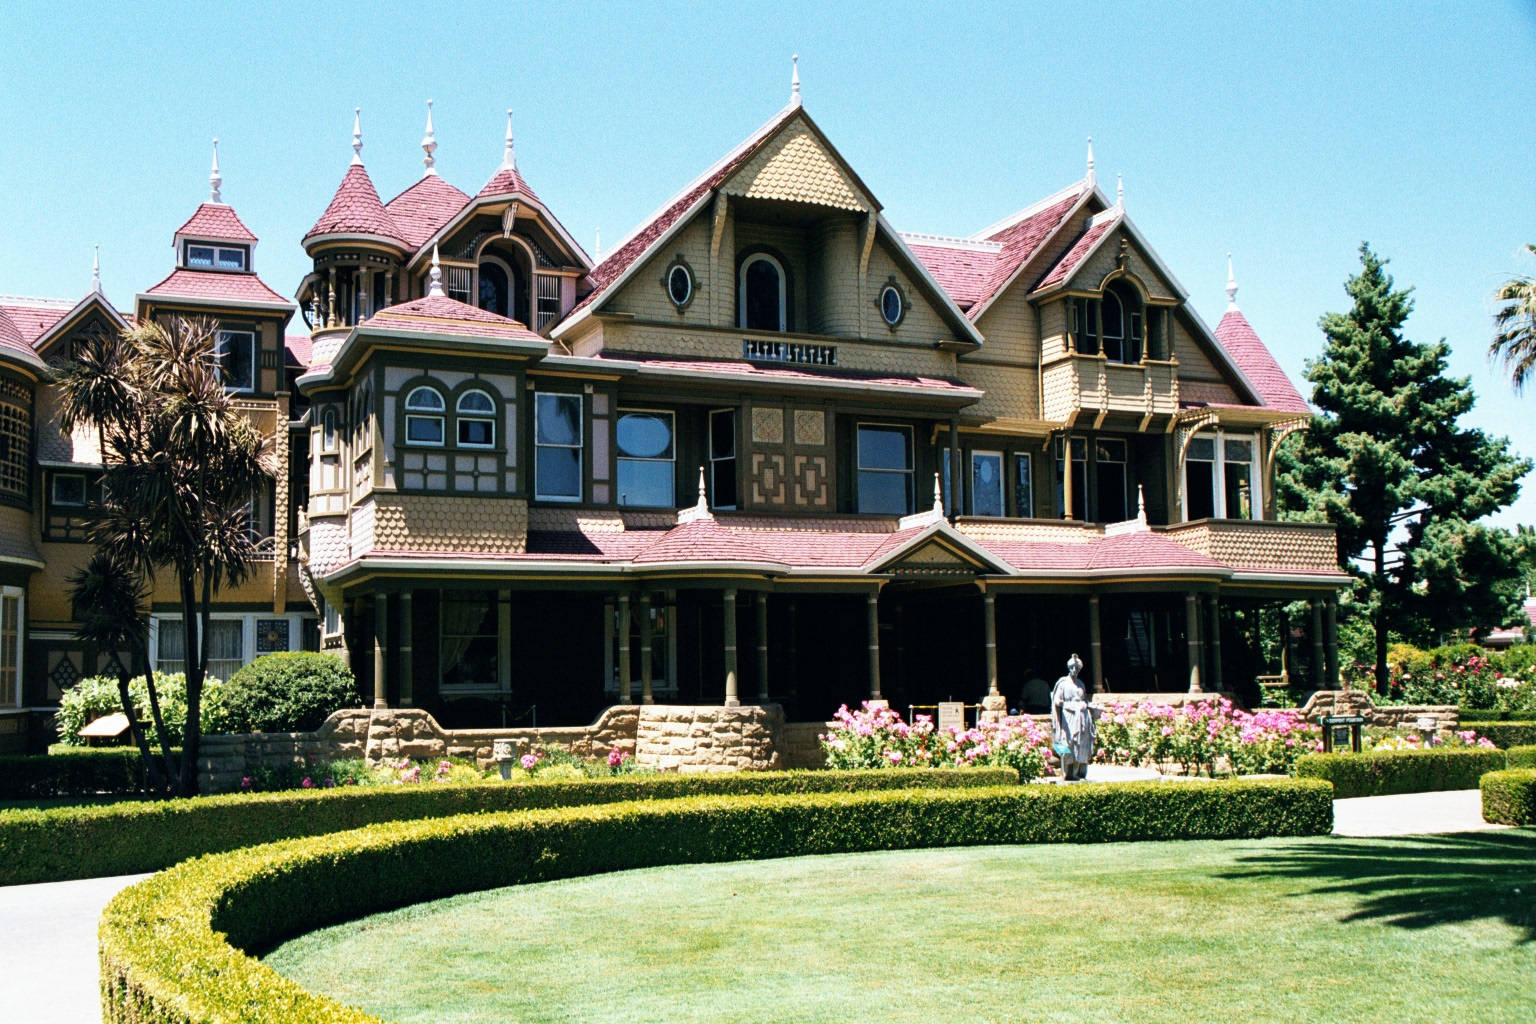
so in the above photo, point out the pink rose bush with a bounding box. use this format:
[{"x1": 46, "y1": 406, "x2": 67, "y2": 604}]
[
  {"x1": 1095, "y1": 697, "x2": 1323, "y2": 776},
  {"x1": 819, "y1": 702, "x2": 1052, "y2": 781},
  {"x1": 1370, "y1": 729, "x2": 1497, "y2": 752}
]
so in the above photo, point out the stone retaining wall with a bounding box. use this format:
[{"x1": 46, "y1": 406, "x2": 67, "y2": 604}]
[
  {"x1": 1299, "y1": 690, "x2": 1459, "y2": 732},
  {"x1": 634, "y1": 704, "x2": 785, "y2": 772}
]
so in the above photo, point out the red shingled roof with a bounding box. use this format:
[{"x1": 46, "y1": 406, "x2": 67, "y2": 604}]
[
  {"x1": 365, "y1": 294, "x2": 545, "y2": 342},
  {"x1": 1034, "y1": 211, "x2": 1120, "y2": 292},
  {"x1": 385, "y1": 175, "x2": 470, "y2": 249},
  {"x1": 904, "y1": 242, "x2": 997, "y2": 311},
  {"x1": 174, "y1": 203, "x2": 258, "y2": 243},
  {"x1": 475, "y1": 164, "x2": 543, "y2": 204},
  {"x1": 633, "y1": 519, "x2": 783, "y2": 565},
  {"x1": 973, "y1": 190, "x2": 1087, "y2": 314},
  {"x1": 305, "y1": 165, "x2": 406, "y2": 246},
  {"x1": 284, "y1": 333, "x2": 313, "y2": 368},
  {"x1": 0, "y1": 308, "x2": 26, "y2": 355},
  {"x1": 595, "y1": 352, "x2": 980, "y2": 397},
  {"x1": 1214, "y1": 307, "x2": 1310, "y2": 414},
  {"x1": 142, "y1": 269, "x2": 292, "y2": 306},
  {"x1": 0, "y1": 300, "x2": 71, "y2": 348}
]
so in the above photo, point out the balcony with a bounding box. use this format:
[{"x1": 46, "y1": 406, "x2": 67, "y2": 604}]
[
  {"x1": 1161, "y1": 519, "x2": 1340, "y2": 573},
  {"x1": 1042, "y1": 353, "x2": 1178, "y2": 424}
]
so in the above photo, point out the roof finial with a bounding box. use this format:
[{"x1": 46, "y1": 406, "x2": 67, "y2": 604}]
[
  {"x1": 428, "y1": 244, "x2": 445, "y2": 297},
  {"x1": 1225, "y1": 252, "x2": 1239, "y2": 310},
  {"x1": 594, "y1": 227, "x2": 602, "y2": 261},
  {"x1": 91, "y1": 245, "x2": 102, "y2": 294},
  {"x1": 1137, "y1": 484, "x2": 1147, "y2": 525},
  {"x1": 697, "y1": 465, "x2": 708, "y2": 505},
  {"x1": 790, "y1": 54, "x2": 801, "y2": 107},
  {"x1": 421, "y1": 99, "x2": 438, "y2": 177},
  {"x1": 501, "y1": 109, "x2": 516, "y2": 170},
  {"x1": 351, "y1": 107, "x2": 363, "y2": 165},
  {"x1": 933, "y1": 472, "x2": 944, "y2": 517},
  {"x1": 209, "y1": 138, "x2": 222, "y2": 203},
  {"x1": 1116, "y1": 172, "x2": 1124, "y2": 207},
  {"x1": 1085, "y1": 136, "x2": 1096, "y2": 187}
]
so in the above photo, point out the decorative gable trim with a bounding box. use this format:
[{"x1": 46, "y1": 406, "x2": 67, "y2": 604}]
[
  {"x1": 869, "y1": 520, "x2": 1014, "y2": 576},
  {"x1": 33, "y1": 293, "x2": 128, "y2": 357}
]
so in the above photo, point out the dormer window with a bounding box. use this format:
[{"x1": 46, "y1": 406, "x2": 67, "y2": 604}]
[
  {"x1": 185, "y1": 243, "x2": 248, "y2": 272},
  {"x1": 739, "y1": 253, "x2": 786, "y2": 332}
]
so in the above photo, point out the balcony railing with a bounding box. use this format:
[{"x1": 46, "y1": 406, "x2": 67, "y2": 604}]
[{"x1": 1042, "y1": 353, "x2": 1178, "y2": 423}]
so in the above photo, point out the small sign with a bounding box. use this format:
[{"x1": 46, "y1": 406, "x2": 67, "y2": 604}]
[
  {"x1": 1322, "y1": 715, "x2": 1366, "y2": 726},
  {"x1": 937, "y1": 701, "x2": 966, "y2": 733},
  {"x1": 1322, "y1": 714, "x2": 1364, "y2": 753}
]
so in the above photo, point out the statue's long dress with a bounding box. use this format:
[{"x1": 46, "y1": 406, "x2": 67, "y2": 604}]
[{"x1": 1051, "y1": 675, "x2": 1095, "y2": 767}]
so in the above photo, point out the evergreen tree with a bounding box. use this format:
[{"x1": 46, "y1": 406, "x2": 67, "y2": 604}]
[{"x1": 1277, "y1": 245, "x2": 1530, "y2": 693}]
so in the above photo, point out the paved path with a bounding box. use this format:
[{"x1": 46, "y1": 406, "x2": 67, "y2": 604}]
[{"x1": 0, "y1": 789, "x2": 1519, "y2": 1023}]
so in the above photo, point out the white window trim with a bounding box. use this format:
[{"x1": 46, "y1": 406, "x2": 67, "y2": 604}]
[
  {"x1": 1014, "y1": 451, "x2": 1034, "y2": 518},
  {"x1": 969, "y1": 450, "x2": 1004, "y2": 517},
  {"x1": 856, "y1": 422, "x2": 915, "y2": 515},
  {"x1": 534, "y1": 392, "x2": 583, "y2": 503},
  {"x1": 320, "y1": 408, "x2": 340, "y2": 453},
  {"x1": 616, "y1": 408, "x2": 676, "y2": 508},
  {"x1": 879, "y1": 284, "x2": 904, "y2": 327},
  {"x1": 50, "y1": 472, "x2": 88, "y2": 508},
  {"x1": 184, "y1": 242, "x2": 248, "y2": 272},
  {"x1": 404, "y1": 386, "x2": 446, "y2": 448},
  {"x1": 215, "y1": 330, "x2": 256, "y2": 395},
  {"x1": 1182, "y1": 430, "x2": 1263, "y2": 522},
  {"x1": 0, "y1": 587, "x2": 22, "y2": 709},
  {"x1": 456, "y1": 389, "x2": 497, "y2": 449},
  {"x1": 738, "y1": 253, "x2": 787, "y2": 332},
  {"x1": 149, "y1": 612, "x2": 312, "y2": 677},
  {"x1": 666, "y1": 264, "x2": 693, "y2": 309}
]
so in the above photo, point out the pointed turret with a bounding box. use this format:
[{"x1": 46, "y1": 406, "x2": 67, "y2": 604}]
[
  {"x1": 91, "y1": 246, "x2": 102, "y2": 294},
  {"x1": 304, "y1": 108, "x2": 407, "y2": 251},
  {"x1": 1213, "y1": 254, "x2": 1310, "y2": 413},
  {"x1": 1085, "y1": 136, "x2": 1096, "y2": 188},
  {"x1": 209, "y1": 138, "x2": 223, "y2": 203}
]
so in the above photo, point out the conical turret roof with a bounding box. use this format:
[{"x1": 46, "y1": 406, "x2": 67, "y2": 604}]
[{"x1": 305, "y1": 164, "x2": 408, "y2": 248}]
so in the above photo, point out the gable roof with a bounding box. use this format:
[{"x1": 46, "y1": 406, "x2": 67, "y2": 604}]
[
  {"x1": 174, "y1": 202, "x2": 258, "y2": 243},
  {"x1": 900, "y1": 235, "x2": 1000, "y2": 310},
  {"x1": 305, "y1": 164, "x2": 407, "y2": 248},
  {"x1": 1033, "y1": 208, "x2": 1122, "y2": 291},
  {"x1": 384, "y1": 176, "x2": 471, "y2": 249},
  {"x1": 1214, "y1": 306, "x2": 1310, "y2": 413},
  {"x1": 475, "y1": 163, "x2": 543, "y2": 204},
  {"x1": 33, "y1": 290, "x2": 129, "y2": 355}
]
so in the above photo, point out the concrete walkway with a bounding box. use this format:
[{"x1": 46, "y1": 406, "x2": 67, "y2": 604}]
[{"x1": 0, "y1": 790, "x2": 1519, "y2": 1024}]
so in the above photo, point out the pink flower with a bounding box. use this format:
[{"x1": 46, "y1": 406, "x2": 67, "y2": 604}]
[
  {"x1": 607, "y1": 748, "x2": 629, "y2": 768},
  {"x1": 240, "y1": 776, "x2": 252, "y2": 791},
  {"x1": 520, "y1": 753, "x2": 540, "y2": 770},
  {"x1": 301, "y1": 777, "x2": 313, "y2": 788},
  {"x1": 885, "y1": 750, "x2": 904, "y2": 764}
]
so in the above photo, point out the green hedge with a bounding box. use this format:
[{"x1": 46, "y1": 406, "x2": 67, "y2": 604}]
[
  {"x1": 0, "y1": 748, "x2": 183, "y2": 800},
  {"x1": 1480, "y1": 769, "x2": 1536, "y2": 825},
  {"x1": 99, "y1": 778, "x2": 1331, "y2": 1024},
  {"x1": 0, "y1": 767, "x2": 1015, "y2": 885},
  {"x1": 222, "y1": 652, "x2": 361, "y2": 733},
  {"x1": 1460, "y1": 709, "x2": 1536, "y2": 722},
  {"x1": 1460, "y1": 721, "x2": 1536, "y2": 749},
  {"x1": 1294, "y1": 748, "x2": 1509, "y2": 798},
  {"x1": 1505, "y1": 745, "x2": 1536, "y2": 769}
]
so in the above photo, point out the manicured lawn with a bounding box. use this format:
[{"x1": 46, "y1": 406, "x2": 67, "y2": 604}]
[{"x1": 265, "y1": 833, "x2": 1535, "y2": 1024}]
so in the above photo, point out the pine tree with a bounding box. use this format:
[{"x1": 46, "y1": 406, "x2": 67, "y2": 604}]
[{"x1": 1277, "y1": 245, "x2": 1530, "y2": 693}]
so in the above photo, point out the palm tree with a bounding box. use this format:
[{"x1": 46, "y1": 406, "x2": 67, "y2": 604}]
[
  {"x1": 54, "y1": 317, "x2": 272, "y2": 795},
  {"x1": 1490, "y1": 243, "x2": 1536, "y2": 393}
]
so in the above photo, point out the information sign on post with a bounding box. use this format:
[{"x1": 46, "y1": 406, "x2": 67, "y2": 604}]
[
  {"x1": 1322, "y1": 714, "x2": 1365, "y2": 754},
  {"x1": 937, "y1": 701, "x2": 966, "y2": 734}
]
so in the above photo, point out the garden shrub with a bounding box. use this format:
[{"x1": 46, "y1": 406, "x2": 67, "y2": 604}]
[
  {"x1": 820, "y1": 703, "x2": 1050, "y2": 779},
  {"x1": 1294, "y1": 748, "x2": 1508, "y2": 798},
  {"x1": 0, "y1": 766, "x2": 1016, "y2": 885},
  {"x1": 1457, "y1": 721, "x2": 1536, "y2": 748},
  {"x1": 1377, "y1": 641, "x2": 1536, "y2": 709},
  {"x1": 1096, "y1": 697, "x2": 1321, "y2": 776},
  {"x1": 220, "y1": 652, "x2": 361, "y2": 733},
  {"x1": 1505, "y1": 745, "x2": 1536, "y2": 769},
  {"x1": 54, "y1": 672, "x2": 228, "y2": 747},
  {"x1": 1457, "y1": 709, "x2": 1536, "y2": 721},
  {"x1": 97, "y1": 778, "x2": 1332, "y2": 1024},
  {"x1": 1480, "y1": 768, "x2": 1536, "y2": 825},
  {"x1": 0, "y1": 747, "x2": 182, "y2": 800}
]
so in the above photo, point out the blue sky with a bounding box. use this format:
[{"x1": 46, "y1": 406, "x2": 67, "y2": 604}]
[{"x1": 2, "y1": 1, "x2": 1533, "y2": 526}]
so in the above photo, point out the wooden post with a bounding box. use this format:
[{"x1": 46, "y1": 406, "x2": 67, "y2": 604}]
[
  {"x1": 755, "y1": 591, "x2": 769, "y2": 703},
  {"x1": 1088, "y1": 593, "x2": 1104, "y2": 693},
  {"x1": 1185, "y1": 592, "x2": 1203, "y2": 694},
  {"x1": 948, "y1": 421, "x2": 962, "y2": 516},
  {"x1": 1311, "y1": 600, "x2": 1326, "y2": 690},
  {"x1": 866, "y1": 591, "x2": 882, "y2": 701},
  {"x1": 983, "y1": 591, "x2": 999, "y2": 697},
  {"x1": 1325, "y1": 597, "x2": 1340, "y2": 689},
  {"x1": 639, "y1": 593, "x2": 654, "y2": 705},
  {"x1": 617, "y1": 593, "x2": 632, "y2": 703},
  {"x1": 398, "y1": 591, "x2": 413, "y2": 707},
  {"x1": 1062, "y1": 436, "x2": 1074, "y2": 520},
  {"x1": 372, "y1": 592, "x2": 388, "y2": 709},
  {"x1": 1206, "y1": 595, "x2": 1223, "y2": 692},
  {"x1": 723, "y1": 588, "x2": 739, "y2": 706}
]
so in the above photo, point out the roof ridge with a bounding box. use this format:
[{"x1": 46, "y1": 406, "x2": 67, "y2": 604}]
[
  {"x1": 0, "y1": 294, "x2": 75, "y2": 308},
  {"x1": 900, "y1": 232, "x2": 1003, "y2": 253},
  {"x1": 971, "y1": 179, "x2": 1089, "y2": 241}
]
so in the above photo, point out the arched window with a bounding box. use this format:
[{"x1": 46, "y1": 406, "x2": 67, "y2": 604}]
[
  {"x1": 478, "y1": 261, "x2": 509, "y2": 318},
  {"x1": 404, "y1": 386, "x2": 445, "y2": 446},
  {"x1": 1103, "y1": 280, "x2": 1144, "y2": 364},
  {"x1": 1100, "y1": 289, "x2": 1124, "y2": 362},
  {"x1": 320, "y1": 408, "x2": 338, "y2": 452},
  {"x1": 456, "y1": 389, "x2": 496, "y2": 448},
  {"x1": 739, "y1": 254, "x2": 786, "y2": 332}
]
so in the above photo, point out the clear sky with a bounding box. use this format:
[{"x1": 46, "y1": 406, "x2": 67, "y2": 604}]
[{"x1": 2, "y1": 1, "x2": 1533, "y2": 526}]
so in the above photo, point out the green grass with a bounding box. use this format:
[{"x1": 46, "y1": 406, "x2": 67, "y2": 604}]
[{"x1": 265, "y1": 832, "x2": 1536, "y2": 1024}]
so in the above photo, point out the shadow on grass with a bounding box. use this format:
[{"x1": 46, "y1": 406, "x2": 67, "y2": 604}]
[{"x1": 1222, "y1": 832, "x2": 1536, "y2": 942}]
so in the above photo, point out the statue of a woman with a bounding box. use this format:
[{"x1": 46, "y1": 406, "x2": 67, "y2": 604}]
[{"x1": 1051, "y1": 653, "x2": 1099, "y2": 781}]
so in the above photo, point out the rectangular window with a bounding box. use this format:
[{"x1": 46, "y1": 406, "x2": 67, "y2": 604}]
[
  {"x1": 1054, "y1": 437, "x2": 1087, "y2": 520},
  {"x1": 1072, "y1": 298, "x2": 1099, "y2": 355},
  {"x1": 185, "y1": 244, "x2": 247, "y2": 271},
  {"x1": 156, "y1": 618, "x2": 244, "y2": 680},
  {"x1": 1223, "y1": 437, "x2": 1256, "y2": 519},
  {"x1": 0, "y1": 590, "x2": 20, "y2": 708},
  {"x1": 216, "y1": 330, "x2": 256, "y2": 393},
  {"x1": 709, "y1": 409, "x2": 737, "y2": 509},
  {"x1": 1182, "y1": 432, "x2": 1260, "y2": 521},
  {"x1": 617, "y1": 410, "x2": 675, "y2": 507},
  {"x1": 857, "y1": 424, "x2": 913, "y2": 515},
  {"x1": 534, "y1": 393, "x2": 583, "y2": 502},
  {"x1": 1095, "y1": 438, "x2": 1128, "y2": 523},
  {"x1": 970, "y1": 451, "x2": 1004, "y2": 516},
  {"x1": 1184, "y1": 436, "x2": 1217, "y2": 520},
  {"x1": 440, "y1": 591, "x2": 499, "y2": 691},
  {"x1": 322, "y1": 599, "x2": 341, "y2": 637},
  {"x1": 1013, "y1": 453, "x2": 1034, "y2": 518},
  {"x1": 51, "y1": 473, "x2": 87, "y2": 507},
  {"x1": 941, "y1": 448, "x2": 954, "y2": 516}
]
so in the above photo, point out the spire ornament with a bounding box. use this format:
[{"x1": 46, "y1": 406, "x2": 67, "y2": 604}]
[
  {"x1": 91, "y1": 245, "x2": 101, "y2": 294},
  {"x1": 1085, "y1": 136, "x2": 1095, "y2": 187},
  {"x1": 1225, "y1": 252, "x2": 1239, "y2": 310},
  {"x1": 790, "y1": 54, "x2": 801, "y2": 107},
  {"x1": 422, "y1": 99, "x2": 438, "y2": 177},
  {"x1": 428, "y1": 244, "x2": 445, "y2": 297},
  {"x1": 351, "y1": 107, "x2": 363, "y2": 165},
  {"x1": 1116, "y1": 172, "x2": 1124, "y2": 207},
  {"x1": 677, "y1": 466, "x2": 715, "y2": 524},
  {"x1": 209, "y1": 138, "x2": 222, "y2": 203},
  {"x1": 501, "y1": 109, "x2": 516, "y2": 170},
  {"x1": 594, "y1": 227, "x2": 602, "y2": 261}
]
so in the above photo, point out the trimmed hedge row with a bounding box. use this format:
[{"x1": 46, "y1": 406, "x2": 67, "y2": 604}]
[
  {"x1": 1460, "y1": 721, "x2": 1536, "y2": 749},
  {"x1": 1506, "y1": 745, "x2": 1536, "y2": 769},
  {"x1": 1460, "y1": 710, "x2": 1536, "y2": 721},
  {"x1": 1294, "y1": 748, "x2": 1508, "y2": 798},
  {"x1": 0, "y1": 748, "x2": 182, "y2": 800},
  {"x1": 1480, "y1": 769, "x2": 1536, "y2": 825},
  {"x1": 0, "y1": 767, "x2": 1015, "y2": 885},
  {"x1": 99, "y1": 778, "x2": 1333, "y2": 1024}
]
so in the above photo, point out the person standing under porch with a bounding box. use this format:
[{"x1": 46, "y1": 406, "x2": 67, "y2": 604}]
[{"x1": 1051, "y1": 654, "x2": 1099, "y2": 781}]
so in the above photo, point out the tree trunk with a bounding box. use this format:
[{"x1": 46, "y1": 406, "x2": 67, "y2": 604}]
[
  {"x1": 113, "y1": 665, "x2": 162, "y2": 794},
  {"x1": 1373, "y1": 539, "x2": 1389, "y2": 695},
  {"x1": 177, "y1": 574, "x2": 203, "y2": 797}
]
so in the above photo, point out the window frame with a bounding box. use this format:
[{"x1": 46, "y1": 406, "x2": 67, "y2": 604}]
[
  {"x1": 534, "y1": 392, "x2": 584, "y2": 503},
  {"x1": 738, "y1": 252, "x2": 787, "y2": 333},
  {"x1": 664, "y1": 258, "x2": 695, "y2": 312},
  {"x1": 1013, "y1": 452, "x2": 1034, "y2": 518},
  {"x1": 215, "y1": 329, "x2": 256, "y2": 394},
  {"x1": 50, "y1": 472, "x2": 88, "y2": 508},
  {"x1": 969, "y1": 450, "x2": 1004, "y2": 517},
  {"x1": 708, "y1": 408, "x2": 738, "y2": 510},
  {"x1": 455, "y1": 389, "x2": 497, "y2": 449},
  {"x1": 856, "y1": 422, "x2": 915, "y2": 516},
  {"x1": 184, "y1": 242, "x2": 249, "y2": 272},
  {"x1": 878, "y1": 278, "x2": 907, "y2": 329},
  {"x1": 1182, "y1": 430, "x2": 1262, "y2": 522},
  {"x1": 616, "y1": 408, "x2": 676, "y2": 508},
  {"x1": 404, "y1": 385, "x2": 447, "y2": 448},
  {"x1": 0, "y1": 587, "x2": 21, "y2": 709},
  {"x1": 1093, "y1": 437, "x2": 1129, "y2": 523}
]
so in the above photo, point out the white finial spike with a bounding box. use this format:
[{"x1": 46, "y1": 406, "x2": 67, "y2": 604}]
[
  {"x1": 697, "y1": 466, "x2": 708, "y2": 505},
  {"x1": 421, "y1": 99, "x2": 438, "y2": 177},
  {"x1": 933, "y1": 472, "x2": 944, "y2": 516},
  {"x1": 209, "y1": 138, "x2": 222, "y2": 203},
  {"x1": 91, "y1": 246, "x2": 101, "y2": 294},
  {"x1": 594, "y1": 227, "x2": 602, "y2": 261},
  {"x1": 790, "y1": 54, "x2": 801, "y2": 107},
  {"x1": 428, "y1": 244, "x2": 445, "y2": 297},
  {"x1": 1225, "y1": 252, "x2": 1239, "y2": 310},
  {"x1": 1116, "y1": 172, "x2": 1124, "y2": 207},
  {"x1": 1137, "y1": 485, "x2": 1147, "y2": 525},
  {"x1": 501, "y1": 109, "x2": 516, "y2": 170},
  {"x1": 1085, "y1": 136, "x2": 1096, "y2": 187},
  {"x1": 351, "y1": 108, "x2": 363, "y2": 165}
]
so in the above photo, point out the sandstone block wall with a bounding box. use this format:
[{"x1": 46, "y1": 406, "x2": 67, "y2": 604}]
[
  {"x1": 634, "y1": 704, "x2": 785, "y2": 773},
  {"x1": 1299, "y1": 690, "x2": 1458, "y2": 732}
]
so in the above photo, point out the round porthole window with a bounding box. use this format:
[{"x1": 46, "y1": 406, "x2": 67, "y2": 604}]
[
  {"x1": 880, "y1": 284, "x2": 904, "y2": 326},
  {"x1": 667, "y1": 263, "x2": 693, "y2": 309}
]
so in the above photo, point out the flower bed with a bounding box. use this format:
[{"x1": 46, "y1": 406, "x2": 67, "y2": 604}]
[
  {"x1": 1095, "y1": 697, "x2": 1322, "y2": 777},
  {"x1": 820, "y1": 702, "x2": 1051, "y2": 781},
  {"x1": 1368, "y1": 730, "x2": 1497, "y2": 752},
  {"x1": 98, "y1": 778, "x2": 1332, "y2": 1024}
]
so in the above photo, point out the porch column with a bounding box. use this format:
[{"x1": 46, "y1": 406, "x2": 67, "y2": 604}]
[
  {"x1": 755, "y1": 592, "x2": 769, "y2": 703},
  {"x1": 983, "y1": 591, "x2": 999, "y2": 697},
  {"x1": 639, "y1": 593, "x2": 654, "y2": 705},
  {"x1": 1062, "y1": 436, "x2": 1075, "y2": 520},
  {"x1": 372, "y1": 591, "x2": 388, "y2": 709},
  {"x1": 1088, "y1": 593, "x2": 1104, "y2": 694},
  {"x1": 1205, "y1": 595, "x2": 1223, "y2": 693},
  {"x1": 617, "y1": 593, "x2": 632, "y2": 702},
  {"x1": 723, "y1": 588, "x2": 739, "y2": 707},
  {"x1": 948, "y1": 421, "x2": 962, "y2": 516},
  {"x1": 1311, "y1": 599, "x2": 1326, "y2": 689},
  {"x1": 866, "y1": 591, "x2": 883, "y2": 701},
  {"x1": 1325, "y1": 597, "x2": 1340, "y2": 689},
  {"x1": 1279, "y1": 606, "x2": 1291, "y2": 682},
  {"x1": 398, "y1": 591, "x2": 413, "y2": 707},
  {"x1": 1185, "y1": 592, "x2": 1203, "y2": 694}
]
